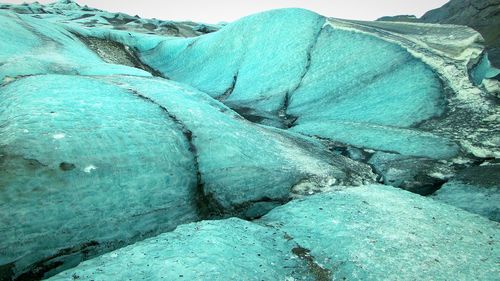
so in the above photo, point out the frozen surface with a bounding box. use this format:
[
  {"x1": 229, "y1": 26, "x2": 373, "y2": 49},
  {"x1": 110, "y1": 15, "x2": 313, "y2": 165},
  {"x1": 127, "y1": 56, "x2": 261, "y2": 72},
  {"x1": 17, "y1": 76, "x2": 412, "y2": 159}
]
[
  {"x1": 50, "y1": 185, "x2": 500, "y2": 281},
  {"x1": 127, "y1": 8, "x2": 466, "y2": 159},
  {"x1": 291, "y1": 121, "x2": 458, "y2": 159},
  {"x1": 328, "y1": 19, "x2": 499, "y2": 158},
  {"x1": 368, "y1": 151, "x2": 455, "y2": 195},
  {"x1": 0, "y1": 11, "x2": 151, "y2": 81},
  {"x1": 0, "y1": 2, "x2": 499, "y2": 280},
  {"x1": 471, "y1": 53, "x2": 500, "y2": 85},
  {"x1": 0, "y1": 75, "x2": 198, "y2": 279},
  {"x1": 260, "y1": 185, "x2": 500, "y2": 281},
  {"x1": 0, "y1": 0, "x2": 218, "y2": 37},
  {"x1": 48, "y1": 218, "x2": 312, "y2": 281},
  {"x1": 0, "y1": 74, "x2": 373, "y2": 279},
  {"x1": 96, "y1": 75, "x2": 374, "y2": 212}
]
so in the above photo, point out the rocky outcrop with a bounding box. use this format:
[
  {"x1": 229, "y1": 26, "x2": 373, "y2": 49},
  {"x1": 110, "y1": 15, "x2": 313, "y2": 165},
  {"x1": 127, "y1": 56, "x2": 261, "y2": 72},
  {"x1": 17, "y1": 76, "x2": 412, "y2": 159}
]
[
  {"x1": 379, "y1": 0, "x2": 500, "y2": 68},
  {"x1": 422, "y1": 0, "x2": 500, "y2": 67}
]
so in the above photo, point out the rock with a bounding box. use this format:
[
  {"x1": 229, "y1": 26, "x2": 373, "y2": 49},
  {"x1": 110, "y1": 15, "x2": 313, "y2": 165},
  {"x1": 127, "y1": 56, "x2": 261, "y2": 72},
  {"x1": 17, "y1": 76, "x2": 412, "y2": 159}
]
[
  {"x1": 433, "y1": 164, "x2": 500, "y2": 221},
  {"x1": 368, "y1": 152, "x2": 456, "y2": 195},
  {"x1": 420, "y1": 0, "x2": 500, "y2": 68},
  {"x1": 376, "y1": 14, "x2": 419, "y2": 22}
]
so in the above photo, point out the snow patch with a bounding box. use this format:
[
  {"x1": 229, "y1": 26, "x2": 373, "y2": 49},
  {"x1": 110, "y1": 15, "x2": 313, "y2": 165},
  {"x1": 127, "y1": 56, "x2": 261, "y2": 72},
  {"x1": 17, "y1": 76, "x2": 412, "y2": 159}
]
[{"x1": 83, "y1": 165, "x2": 97, "y2": 173}]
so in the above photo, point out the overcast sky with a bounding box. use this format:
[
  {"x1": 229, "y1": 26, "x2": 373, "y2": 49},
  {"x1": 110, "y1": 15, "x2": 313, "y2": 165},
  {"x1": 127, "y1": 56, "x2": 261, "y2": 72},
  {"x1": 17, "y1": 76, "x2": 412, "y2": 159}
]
[{"x1": 5, "y1": 0, "x2": 450, "y2": 23}]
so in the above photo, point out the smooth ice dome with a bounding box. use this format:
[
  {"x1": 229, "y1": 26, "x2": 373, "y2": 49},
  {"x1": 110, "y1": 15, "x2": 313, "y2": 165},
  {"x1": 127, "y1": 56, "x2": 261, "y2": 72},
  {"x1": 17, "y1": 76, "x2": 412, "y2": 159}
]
[{"x1": 0, "y1": 0, "x2": 498, "y2": 280}]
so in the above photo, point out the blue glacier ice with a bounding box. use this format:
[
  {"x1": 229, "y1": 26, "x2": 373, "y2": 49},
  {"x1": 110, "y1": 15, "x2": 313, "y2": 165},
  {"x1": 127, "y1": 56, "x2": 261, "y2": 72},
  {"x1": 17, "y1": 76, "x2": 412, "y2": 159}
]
[
  {"x1": 48, "y1": 185, "x2": 500, "y2": 281},
  {"x1": 47, "y1": 218, "x2": 313, "y2": 281},
  {"x1": 367, "y1": 151, "x2": 454, "y2": 195},
  {"x1": 0, "y1": 10, "x2": 151, "y2": 81},
  {"x1": 118, "y1": 8, "x2": 458, "y2": 158},
  {"x1": 0, "y1": 73, "x2": 373, "y2": 279},
  {"x1": 259, "y1": 185, "x2": 500, "y2": 280},
  {"x1": 96, "y1": 75, "x2": 374, "y2": 212},
  {"x1": 471, "y1": 53, "x2": 500, "y2": 85},
  {"x1": 0, "y1": 75, "x2": 199, "y2": 279},
  {"x1": 0, "y1": 1, "x2": 499, "y2": 280}
]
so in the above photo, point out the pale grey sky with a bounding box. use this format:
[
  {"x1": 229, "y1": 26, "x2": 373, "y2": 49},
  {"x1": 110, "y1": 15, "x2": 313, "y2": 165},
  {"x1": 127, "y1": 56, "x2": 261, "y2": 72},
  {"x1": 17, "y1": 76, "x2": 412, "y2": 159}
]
[{"x1": 4, "y1": 0, "x2": 450, "y2": 23}]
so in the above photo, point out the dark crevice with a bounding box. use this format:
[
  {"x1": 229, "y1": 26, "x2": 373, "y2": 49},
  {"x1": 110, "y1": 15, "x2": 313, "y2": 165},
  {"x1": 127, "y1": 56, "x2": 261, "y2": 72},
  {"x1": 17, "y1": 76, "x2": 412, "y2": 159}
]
[
  {"x1": 217, "y1": 72, "x2": 238, "y2": 101},
  {"x1": 186, "y1": 38, "x2": 199, "y2": 49},
  {"x1": 312, "y1": 134, "x2": 403, "y2": 157},
  {"x1": 233, "y1": 197, "x2": 290, "y2": 220},
  {"x1": 15, "y1": 241, "x2": 100, "y2": 281},
  {"x1": 108, "y1": 84, "x2": 215, "y2": 220},
  {"x1": 279, "y1": 91, "x2": 298, "y2": 128},
  {"x1": 310, "y1": 135, "x2": 455, "y2": 196},
  {"x1": 281, "y1": 21, "x2": 325, "y2": 128},
  {"x1": 126, "y1": 89, "x2": 203, "y2": 202},
  {"x1": 227, "y1": 105, "x2": 266, "y2": 123},
  {"x1": 0, "y1": 154, "x2": 49, "y2": 169},
  {"x1": 128, "y1": 47, "x2": 165, "y2": 78},
  {"x1": 101, "y1": 80, "x2": 293, "y2": 221}
]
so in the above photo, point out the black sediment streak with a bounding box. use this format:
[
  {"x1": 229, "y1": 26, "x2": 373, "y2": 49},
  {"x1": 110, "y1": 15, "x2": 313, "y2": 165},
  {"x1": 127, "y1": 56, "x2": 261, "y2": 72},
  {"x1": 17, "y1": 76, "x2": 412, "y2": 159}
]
[
  {"x1": 120, "y1": 87, "x2": 212, "y2": 219},
  {"x1": 127, "y1": 47, "x2": 165, "y2": 78},
  {"x1": 281, "y1": 20, "x2": 325, "y2": 127},
  {"x1": 217, "y1": 72, "x2": 239, "y2": 101},
  {"x1": 289, "y1": 241, "x2": 332, "y2": 281},
  {"x1": 292, "y1": 246, "x2": 333, "y2": 281},
  {"x1": 15, "y1": 241, "x2": 100, "y2": 281},
  {"x1": 13, "y1": 13, "x2": 63, "y2": 48}
]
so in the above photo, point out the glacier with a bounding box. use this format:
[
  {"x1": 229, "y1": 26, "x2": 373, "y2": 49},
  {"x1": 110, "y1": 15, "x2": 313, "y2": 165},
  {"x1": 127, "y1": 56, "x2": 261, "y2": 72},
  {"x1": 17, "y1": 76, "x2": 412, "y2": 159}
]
[
  {"x1": 0, "y1": 0, "x2": 498, "y2": 280},
  {"x1": 48, "y1": 185, "x2": 499, "y2": 281}
]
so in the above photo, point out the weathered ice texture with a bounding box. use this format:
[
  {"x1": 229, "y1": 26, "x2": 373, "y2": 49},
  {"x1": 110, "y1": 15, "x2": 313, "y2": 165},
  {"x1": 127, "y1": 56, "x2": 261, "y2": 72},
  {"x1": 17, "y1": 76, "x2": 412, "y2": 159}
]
[
  {"x1": 0, "y1": 1, "x2": 499, "y2": 280},
  {"x1": 0, "y1": 0, "x2": 219, "y2": 37},
  {"x1": 48, "y1": 218, "x2": 313, "y2": 281},
  {"x1": 130, "y1": 9, "x2": 467, "y2": 160},
  {"x1": 0, "y1": 10, "x2": 151, "y2": 81},
  {"x1": 0, "y1": 74, "x2": 373, "y2": 279},
  {"x1": 0, "y1": 75, "x2": 199, "y2": 280},
  {"x1": 120, "y1": 8, "x2": 498, "y2": 162},
  {"x1": 97, "y1": 75, "x2": 374, "y2": 214},
  {"x1": 260, "y1": 185, "x2": 500, "y2": 281},
  {"x1": 368, "y1": 152, "x2": 455, "y2": 195},
  {"x1": 50, "y1": 185, "x2": 499, "y2": 281}
]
